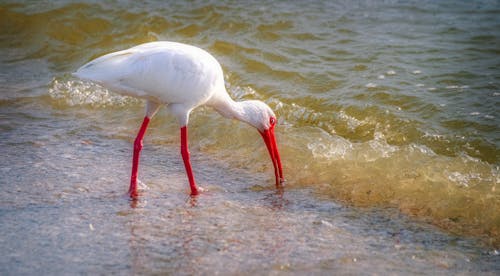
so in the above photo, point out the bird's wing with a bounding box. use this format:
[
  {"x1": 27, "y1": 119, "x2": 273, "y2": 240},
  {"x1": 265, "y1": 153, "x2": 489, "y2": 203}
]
[
  {"x1": 74, "y1": 42, "x2": 222, "y2": 104},
  {"x1": 74, "y1": 47, "x2": 173, "y2": 98}
]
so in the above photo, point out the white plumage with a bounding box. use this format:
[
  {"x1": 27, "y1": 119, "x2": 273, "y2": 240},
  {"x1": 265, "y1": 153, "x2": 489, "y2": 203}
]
[{"x1": 74, "y1": 41, "x2": 283, "y2": 198}]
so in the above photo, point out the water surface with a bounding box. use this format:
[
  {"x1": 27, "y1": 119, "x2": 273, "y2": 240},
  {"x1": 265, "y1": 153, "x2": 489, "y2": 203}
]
[{"x1": 0, "y1": 0, "x2": 499, "y2": 274}]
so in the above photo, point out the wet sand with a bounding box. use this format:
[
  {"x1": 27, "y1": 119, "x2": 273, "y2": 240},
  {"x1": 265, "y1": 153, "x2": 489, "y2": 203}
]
[
  {"x1": 1, "y1": 0, "x2": 499, "y2": 273},
  {"x1": 0, "y1": 108, "x2": 498, "y2": 274}
]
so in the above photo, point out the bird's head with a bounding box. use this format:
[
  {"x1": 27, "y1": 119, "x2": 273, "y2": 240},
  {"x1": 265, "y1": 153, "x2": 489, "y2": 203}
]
[{"x1": 238, "y1": 101, "x2": 284, "y2": 186}]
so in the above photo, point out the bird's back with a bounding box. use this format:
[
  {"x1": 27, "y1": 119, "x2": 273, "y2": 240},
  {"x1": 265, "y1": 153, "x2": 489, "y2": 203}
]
[{"x1": 74, "y1": 41, "x2": 225, "y2": 107}]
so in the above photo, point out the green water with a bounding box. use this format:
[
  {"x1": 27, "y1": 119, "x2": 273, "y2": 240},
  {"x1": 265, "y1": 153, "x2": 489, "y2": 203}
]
[{"x1": 1, "y1": 0, "x2": 499, "y2": 274}]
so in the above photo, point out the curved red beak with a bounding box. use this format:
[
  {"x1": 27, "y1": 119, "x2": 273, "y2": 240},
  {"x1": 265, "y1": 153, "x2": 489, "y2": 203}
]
[{"x1": 259, "y1": 125, "x2": 284, "y2": 187}]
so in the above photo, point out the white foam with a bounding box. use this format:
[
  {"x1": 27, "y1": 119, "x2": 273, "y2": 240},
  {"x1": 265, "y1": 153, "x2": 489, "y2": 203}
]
[
  {"x1": 307, "y1": 135, "x2": 353, "y2": 160},
  {"x1": 49, "y1": 77, "x2": 138, "y2": 107},
  {"x1": 447, "y1": 171, "x2": 484, "y2": 188},
  {"x1": 409, "y1": 144, "x2": 437, "y2": 156},
  {"x1": 337, "y1": 110, "x2": 363, "y2": 130},
  {"x1": 367, "y1": 131, "x2": 398, "y2": 159}
]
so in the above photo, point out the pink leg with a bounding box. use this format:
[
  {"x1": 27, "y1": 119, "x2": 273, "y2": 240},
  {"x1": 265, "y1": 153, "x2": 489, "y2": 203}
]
[
  {"x1": 180, "y1": 126, "x2": 199, "y2": 196},
  {"x1": 129, "y1": 116, "x2": 151, "y2": 198}
]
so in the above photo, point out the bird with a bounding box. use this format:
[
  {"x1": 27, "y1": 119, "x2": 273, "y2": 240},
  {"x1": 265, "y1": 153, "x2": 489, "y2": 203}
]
[{"x1": 73, "y1": 41, "x2": 284, "y2": 198}]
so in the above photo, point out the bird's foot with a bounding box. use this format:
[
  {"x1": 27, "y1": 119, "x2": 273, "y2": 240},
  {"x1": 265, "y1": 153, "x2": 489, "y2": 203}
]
[
  {"x1": 128, "y1": 179, "x2": 149, "y2": 199},
  {"x1": 128, "y1": 190, "x2": 139, "y2": 200},
  {"x1": 137, "y1": 179, "x2": 150, "y2": 191},
  {"x1": 190, "y1": 186, "x2": 205, "y2": 196},
  {"x1": 275, "y1": 178, "x2": 286, "y2": 189}
]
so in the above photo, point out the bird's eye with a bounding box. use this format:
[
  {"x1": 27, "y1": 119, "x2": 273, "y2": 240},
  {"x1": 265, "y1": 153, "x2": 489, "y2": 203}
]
[{"x1": 269, "y1": 117, "x2": 276, "y2": 125}]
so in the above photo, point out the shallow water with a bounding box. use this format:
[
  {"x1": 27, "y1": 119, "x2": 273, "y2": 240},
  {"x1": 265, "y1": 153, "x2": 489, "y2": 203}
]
[{"x1": 0, "y1": 0, "x2": 499, "y2": 274}]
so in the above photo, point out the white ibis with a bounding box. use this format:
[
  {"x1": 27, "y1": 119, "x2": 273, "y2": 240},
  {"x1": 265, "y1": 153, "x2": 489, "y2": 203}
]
[{"x1": 73, "y1": 41, "x2": 284, "y2": 198}]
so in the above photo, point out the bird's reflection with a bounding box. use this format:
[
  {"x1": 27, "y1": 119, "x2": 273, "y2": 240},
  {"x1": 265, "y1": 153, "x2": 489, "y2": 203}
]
[
  {"x1": 129, "y1": 196, "x2": 148, "y2": 209},
  {"x1": 263, "y1": 188, "x2": 288, "y2": 210},
  {"x1": 186, "y1": 194, "x2": 198, "y2": 207},
  {"x1": 125, "y1": 190, "x2": 201, "y2": 274},
  {"x1": 124, "y1": 183, "x2": 289, "y2": 274},
  {"x1": 129, "y1": 198, "x2": 139, "y2": 209}
]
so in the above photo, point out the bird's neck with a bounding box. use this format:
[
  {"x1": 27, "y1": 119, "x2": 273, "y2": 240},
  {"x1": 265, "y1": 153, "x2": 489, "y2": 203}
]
[{"x1": 209, "y1": 93, "x2": 250, "y2": 125}]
